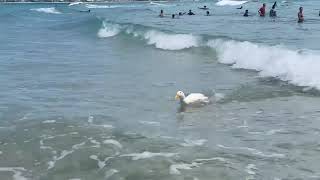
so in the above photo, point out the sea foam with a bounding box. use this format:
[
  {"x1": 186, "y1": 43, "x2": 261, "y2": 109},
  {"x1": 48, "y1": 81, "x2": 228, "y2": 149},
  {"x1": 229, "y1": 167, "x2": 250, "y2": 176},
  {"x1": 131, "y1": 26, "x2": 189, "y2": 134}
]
[
  {"x1": 216, "y1": 0, "x2": 248, "y2": 6},
  {"x1": 31, "y1": 7, "x2": 61, "y2": 14},
  {"x1": 208, "y1": 39, "x2": 320, "y2": 90}
]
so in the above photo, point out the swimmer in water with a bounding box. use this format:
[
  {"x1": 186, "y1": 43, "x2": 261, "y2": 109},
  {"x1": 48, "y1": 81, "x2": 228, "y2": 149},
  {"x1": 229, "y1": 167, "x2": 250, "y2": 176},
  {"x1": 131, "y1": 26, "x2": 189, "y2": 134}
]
[
  {"x1": 298, "y1": 7, "x2": 304, "y2": 23},
  {"x1": 179, "y1": 12, "x2": 186, "y2": 16},
  {"x1": 270, "y1": 7, "x2": 277, "y2": 17},
  {"x1": 159, "y1": 9, "x2": 164, "y2": 17},
  {"x1": 258, "y1": 3, "x2": 266, "y2": 17},
  {"x1": 172, "y1": 14, "x2": 175, "y2": 19},
  {"x1": 187, "y1": 10, "x2": 195, "y2": 15},
  {"x1": 243, "y1": 9, "x2": 249, "y2": 17},
  {"x1": 199, "y1": 6, "x2": 209, "y2": 10},
  {"x1": 206, "y1": 11, "x2": 210, "y2": 16},
  {"x1": 237, "y1": 6, "x2": 243, "y2": 9}
]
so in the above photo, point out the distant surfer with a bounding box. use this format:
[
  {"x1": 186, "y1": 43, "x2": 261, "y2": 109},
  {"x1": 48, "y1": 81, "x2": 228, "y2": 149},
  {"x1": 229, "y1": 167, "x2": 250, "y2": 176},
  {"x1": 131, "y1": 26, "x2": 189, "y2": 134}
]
[
  {"x1": 298, "y1": 7, "x2": 304, "y2": 23},
  {"x1": 243, "y1": 9, "x2": 249, "y2": 17},
  {"x1": 237, "y1": 6, "x2": 243, "y2": 9},
  {"x1": 206, "y1": 11, "x2": 210, "y2": 16},
  {"x1": 258, "y1": 3, "x2": 266, "y2": 17},
  {"x1": 187, "y1": 10, "x2": 195, "y2": 15},
  {"x1": 159, "y1": 9, "x2": 164, "y2": 17},
  {"x1": 199, "y1": 6, "x2": 209, "y2": 10},
  {"x1": 179, "y1": 12, "x2": 186, "y2": 16},
  {"x1": 172, "y1": 14, "x2": 175, "y2": 19}
]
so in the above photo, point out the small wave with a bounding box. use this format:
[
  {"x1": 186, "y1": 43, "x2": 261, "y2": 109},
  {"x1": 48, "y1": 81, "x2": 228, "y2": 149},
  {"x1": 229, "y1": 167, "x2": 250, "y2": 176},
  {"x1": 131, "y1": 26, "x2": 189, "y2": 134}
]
[
  {"x1": 31, "y1": 7, "x2": 61, "y2": 14},
  {"x1": 42, "y1": 120, "x2": 56, "y2": 124},
  {"x1": 48, "y1": 150, "x2": 74, "y2": 169},
  {"x1": 103, "y1": 139, "x2": 123, "y2": 149},
  {"x1": 217, "y1": 144, "x2": 285, "y2": 158},
  {"x1": 181, "y1": 139, "x2": 207, "y2": 147},
  {"x1": 68, "y1": 2, "x2": 84, "y2": 6},
  {"x1": 149, "y1": 2, "x2": 172, "y2": 6},
  {"x1": 105, "y1": 169, "x2": 119, "y2": 179},
  {"x1": 86, "y1": 4, "x2": 140, "y2": 9},
  {"x1": 0, "y1": 167, "x2": 28, "y2": 180},
  {"x1": 216, "y1": 0, "x2": 248, "y2": 6},
  {"x1": 97, "y1": 22, "x2": 121, "y2": 38},
  {"x1": 89, "y1": 155, "x2": 112, "y2": 169},
  {"x1": 246, "y1": 164, "x2": 258, "y2": 175},
  {"x1": 170, "y1": 162, "x2": 200, "y2": 175},
  {"x1": 143, "y1": 30, "x2": 200, "y2": 50},
  {"x1": 120, "y1": 151, "x2": 177, "y2": 160}
]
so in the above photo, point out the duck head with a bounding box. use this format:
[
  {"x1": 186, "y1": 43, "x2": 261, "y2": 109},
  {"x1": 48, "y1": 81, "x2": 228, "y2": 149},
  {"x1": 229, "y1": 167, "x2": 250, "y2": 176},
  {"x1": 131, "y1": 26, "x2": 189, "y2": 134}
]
[{"x1": 175, "y1": 91, "x2": 186, "y2": 101}]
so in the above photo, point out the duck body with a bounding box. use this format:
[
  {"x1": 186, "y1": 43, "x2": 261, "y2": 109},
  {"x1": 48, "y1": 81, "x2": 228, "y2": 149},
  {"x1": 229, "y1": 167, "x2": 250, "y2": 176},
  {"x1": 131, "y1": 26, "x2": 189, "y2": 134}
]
[{"x1": 175, "y1": 91, "x2": 210, "y2": 106}]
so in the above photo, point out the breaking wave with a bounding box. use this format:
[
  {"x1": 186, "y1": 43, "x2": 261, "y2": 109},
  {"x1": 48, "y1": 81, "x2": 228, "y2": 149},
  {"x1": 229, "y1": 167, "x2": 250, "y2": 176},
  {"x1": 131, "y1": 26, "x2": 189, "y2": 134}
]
[
  {"x1": 96, "y1": 21, "x2": 320, "y2": 90},
  {"x1": 31, "y1": 7, "x2": 61, "y2": 14},
  {"x1": 216, "y1": 0, "x2": 248, "y2": 6}
]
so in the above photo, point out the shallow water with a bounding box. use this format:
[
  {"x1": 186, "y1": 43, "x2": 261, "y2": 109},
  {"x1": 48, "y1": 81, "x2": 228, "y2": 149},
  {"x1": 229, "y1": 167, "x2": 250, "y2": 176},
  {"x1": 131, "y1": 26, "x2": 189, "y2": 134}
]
[{"x1": 1, "y1": 0, "x2": 320, "y2": 179}]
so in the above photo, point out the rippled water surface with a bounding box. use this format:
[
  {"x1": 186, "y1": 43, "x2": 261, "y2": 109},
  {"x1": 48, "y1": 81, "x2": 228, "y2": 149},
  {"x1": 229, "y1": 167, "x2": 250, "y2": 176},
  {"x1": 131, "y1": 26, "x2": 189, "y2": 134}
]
[{"x1": 1, "y1": 0, "x2": 320, "y2": 179}]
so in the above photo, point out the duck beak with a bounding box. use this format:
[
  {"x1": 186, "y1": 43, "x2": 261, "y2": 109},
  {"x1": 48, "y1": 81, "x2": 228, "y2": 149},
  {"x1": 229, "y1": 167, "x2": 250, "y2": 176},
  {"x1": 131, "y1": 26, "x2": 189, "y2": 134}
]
[{"x1": 175, "y1": 95, "x2": 179, "y2": 100}]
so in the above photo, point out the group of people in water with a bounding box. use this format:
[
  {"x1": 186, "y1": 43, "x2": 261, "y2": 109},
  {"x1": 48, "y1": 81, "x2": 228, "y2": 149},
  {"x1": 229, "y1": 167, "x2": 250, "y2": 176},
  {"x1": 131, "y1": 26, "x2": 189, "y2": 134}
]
[
  {"x1": 159, "y1": 1, "x2": 308, "y2": 23},
  {"x1": 159, "y1": 6, "x2": 209, "y2": 19}
]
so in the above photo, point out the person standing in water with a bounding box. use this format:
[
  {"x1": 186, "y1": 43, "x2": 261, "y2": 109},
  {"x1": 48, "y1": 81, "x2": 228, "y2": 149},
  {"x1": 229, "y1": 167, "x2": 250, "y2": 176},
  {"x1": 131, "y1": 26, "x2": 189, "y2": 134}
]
[
  {"x1": 270, "y1": 7, "x2": 277, "y2": 17},
  {"x1": 187, "y1": 10, "x2": 195, "y2": 15},
  {"x1": 243, "y1": 9, "x2": 249, "y2": 17},
  {"x1": 298, "y1": 7, "x2": 304, "y2": 23},
  {"x1": 159, "y1": 10, "x2": 164, "y2": 17},
  {"x1": 206, "y1": 11, "x2": 210, "y2": 16},
  {"x1": 258, "y1": 3, "x2": 266, "y2": 17}
]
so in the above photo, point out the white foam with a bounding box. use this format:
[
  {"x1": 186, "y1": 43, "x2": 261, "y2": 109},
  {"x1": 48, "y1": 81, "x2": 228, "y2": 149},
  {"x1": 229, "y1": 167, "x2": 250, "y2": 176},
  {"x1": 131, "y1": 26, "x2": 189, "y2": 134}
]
[
  {"x1": 98, "y1": 22, "x2": 121, "y2": 38},
  {"x1": 42, "y1": 120, "x2": 56, "y2": 124},
  {"x1": 69, "y1": 178, "x2": 81, "y2": 180},
  {"x1": 88, "y1": 116, "x2": 94, "y2": 123},
  {"x1": 105, "y1": 169, "x2": 119, "y2": 179},
  {"x1": 69, "y1": 2, "x2": 83, "y2": 6},
  {"x1": 194, "y1": 157, "x2": 227, "y2": 163},
  {"x1": 208, "y1": 39, "x2": 320, "y2": 90},
  {"x1": 217, "y1": 144, "x2": 285, "y2": 158},
  {"x1": 120, "y1": 151, "x2": 177, "y2": 160},
  {"x1": 181, "y1": 139, "x2": 207, "y2": 147},
  {"x1": 86, "y1": 4, "x2": 138, "y2": 9},
  {"x1": 144, "y1": 30, "x2": 200, "y2": 50},
  {"x1": 139, "y1": 121, "x2": 160, "y2": 126},
  {"x1": 72, "y1": 141, "x2": 86, "y2": 150},
  {"x1": 88, "y1": 139, "x2": 100, "y2": 148},
  {"x1": 31, "y1": 7, "x2": 61, "y2": 14},
  {"x1": 0, "y1": 167, "x2": 27, "y2": 180},
  {"x1": 40, "y1": 140, "x2": 53, "y2": 150},
  {"x1": 89, "y1": 155, "x2": 112, "y2": 169},
  {"x1": 48, "y1": 150, "x2": 74, "y2": 169},
  {"x1": 246, "y1": 164, "x2": 258, "y2": 175},
  {"x1": 149, "y1": 2, "x2": 171, "y2": 6},
  {"x1": 170, "y1": 162, "x2": 200, "y2": 175},
  {"x1": 103, "y1": 139, "x2": 123, "y2": 149},
  {"x1": 216, "y1": 0, "x2": 248, "y2": 6}
]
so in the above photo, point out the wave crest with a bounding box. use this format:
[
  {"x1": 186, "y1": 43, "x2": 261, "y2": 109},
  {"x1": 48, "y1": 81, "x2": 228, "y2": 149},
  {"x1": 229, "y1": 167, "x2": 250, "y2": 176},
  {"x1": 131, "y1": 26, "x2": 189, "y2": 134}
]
[
  {"x1": 31, "y1": 7, "x2": 61, "y2": 14},
  {"x1": 216, "y1": 0, "x2": 248, "y2": 6},
  {"x1": 207, "y1": 39, "x2": 320, "y2": 89}
]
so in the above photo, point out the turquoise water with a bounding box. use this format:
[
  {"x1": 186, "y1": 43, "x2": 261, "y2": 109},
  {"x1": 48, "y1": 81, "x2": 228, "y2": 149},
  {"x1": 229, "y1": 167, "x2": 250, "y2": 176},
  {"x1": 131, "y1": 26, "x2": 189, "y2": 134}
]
[{"x1": 1, "y1": 1, "x2": 320, "y2": 179}]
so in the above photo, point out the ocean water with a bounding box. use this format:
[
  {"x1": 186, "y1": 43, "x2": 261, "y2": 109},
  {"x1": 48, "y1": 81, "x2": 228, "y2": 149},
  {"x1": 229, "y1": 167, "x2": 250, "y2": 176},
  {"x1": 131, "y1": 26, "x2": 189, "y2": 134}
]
[{"x1": 1, "y1": 0, "x2": 320, "y2": 179}]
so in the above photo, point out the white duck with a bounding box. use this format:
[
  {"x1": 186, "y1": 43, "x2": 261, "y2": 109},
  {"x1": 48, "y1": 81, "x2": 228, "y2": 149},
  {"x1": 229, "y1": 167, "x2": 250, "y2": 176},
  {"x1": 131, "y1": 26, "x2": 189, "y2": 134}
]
[{"x1": 175, "y1": 91, "x2": 210, "y2": 106}]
